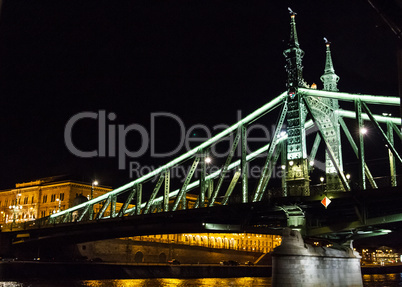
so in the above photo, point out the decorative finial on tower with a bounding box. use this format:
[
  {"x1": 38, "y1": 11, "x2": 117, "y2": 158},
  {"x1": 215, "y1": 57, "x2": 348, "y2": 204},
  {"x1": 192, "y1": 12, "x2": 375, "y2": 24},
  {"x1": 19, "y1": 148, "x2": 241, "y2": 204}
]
[
  {"x1": 320, "y1": 38, "x2": 339, "y2": 91},
  {"x1": 283, "y1": 8, "x2": 307, "y2": 89}
]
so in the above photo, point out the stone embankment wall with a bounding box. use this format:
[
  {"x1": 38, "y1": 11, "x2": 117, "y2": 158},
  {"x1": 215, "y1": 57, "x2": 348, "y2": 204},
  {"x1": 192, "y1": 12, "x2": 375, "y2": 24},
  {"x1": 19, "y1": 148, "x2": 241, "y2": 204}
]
[{"x1": 272, "y1": 228, "x2": 363, "y2": 287}]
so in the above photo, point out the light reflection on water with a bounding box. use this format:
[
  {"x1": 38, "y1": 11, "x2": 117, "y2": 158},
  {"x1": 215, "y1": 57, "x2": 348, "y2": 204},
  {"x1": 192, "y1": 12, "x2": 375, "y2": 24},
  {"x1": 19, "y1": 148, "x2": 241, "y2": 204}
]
[
  {"x1": 1, "y1": 274, "x2": 402, "y2": 287},
  {"x1": 362, "y1": 273, "x2": 402, "y2": 286},
  {"x1": 0, "y1": 278, "x2": 271, "y2": 287}
]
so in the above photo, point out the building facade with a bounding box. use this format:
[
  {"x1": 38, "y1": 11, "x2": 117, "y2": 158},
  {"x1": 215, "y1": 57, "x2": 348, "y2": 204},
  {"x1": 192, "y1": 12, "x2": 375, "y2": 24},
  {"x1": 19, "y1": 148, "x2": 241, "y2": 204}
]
[{"x1": 0, "y1": 178, "x2": 112, "y2": 227}]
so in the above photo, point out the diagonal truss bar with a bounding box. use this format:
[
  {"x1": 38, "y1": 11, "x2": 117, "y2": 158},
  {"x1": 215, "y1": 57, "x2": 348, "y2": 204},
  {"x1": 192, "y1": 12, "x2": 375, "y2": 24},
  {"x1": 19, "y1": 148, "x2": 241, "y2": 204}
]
[
  {"x1": 77, "y1": 205, "x2": 90, "y2": 222},
  {"x1": 253, "y1": 102, "x2": 288, "y2": 202},
  {"x1": 96, "y1": 196, "x2": 112, "y2": 220},
  {"x1": 258, "y1": 145, "x2": 281, "y2": 201},
  {"x1": 309, "y1": 133, "x2": 321, "y2": 172},
  {"x1": 172, "y1": 157, "x2": 200, "y2": 211},
  {"x1": 117, "y1": 187, "x2": 137, "y2": 217},
  {"x1": 392, "y1": 122, "x2": 402, "y2": 140},
  {"x1": 303, "y1": 98, "x2": 350, "y2": 191},
  {"x1": 208, "y1": 128, "x2": 241, "y2": 207},
  {"x1": 338, "y1": 117, "x2": 377, "y2": 188},
  {"x1": 221, "y1": 170, "x2": 241, "y2": 205},
  {"x1": 143, "y1": 173, "x2": 165, "y2": 214},
  {"x1": 362, "y1": 102, "x2": 402, "y2": 165}
]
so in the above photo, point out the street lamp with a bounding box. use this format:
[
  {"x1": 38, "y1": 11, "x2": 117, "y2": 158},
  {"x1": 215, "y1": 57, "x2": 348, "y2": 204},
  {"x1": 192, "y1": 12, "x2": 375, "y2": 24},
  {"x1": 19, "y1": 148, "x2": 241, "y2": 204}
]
[
  {"x1": 91, "y1": 180, "x2": 98, "y2": 200},
  {"x1": 320, "y1": 177, "x2": 325, "y2": 192}
]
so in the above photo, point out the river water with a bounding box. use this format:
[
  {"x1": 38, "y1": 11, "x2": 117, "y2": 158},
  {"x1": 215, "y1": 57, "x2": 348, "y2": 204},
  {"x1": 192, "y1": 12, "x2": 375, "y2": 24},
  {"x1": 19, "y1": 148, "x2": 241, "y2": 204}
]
[{"x1": 0, "y1": 274, "x2": 401, "y2": 286}]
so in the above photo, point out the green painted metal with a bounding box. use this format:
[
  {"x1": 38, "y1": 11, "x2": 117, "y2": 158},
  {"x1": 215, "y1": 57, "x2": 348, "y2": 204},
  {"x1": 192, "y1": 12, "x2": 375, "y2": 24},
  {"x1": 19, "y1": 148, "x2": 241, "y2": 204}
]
[
  {"x1": 118, "y1": 187, "x2": 137, "y2": 217},
  {"x1": 258, "y1": 145, "x2": 281, "y2": 201},
  {"x1": 96, "y1": 196, "x2": 112, "y2": 220},
  {"x1": 199, "y1": 151, "x2": 206, "y2": 208},
  {"x1": 172, "y1": 157, "x2": 200, "y2": 211},
  {"x1": 241, "y1": 125, "x2": 248, "y2": 203},
  {"x1": 392, "y1": 122, "x2": 402, "y2": 140},
  {"x1": 164, "y1": 170, "x2": 170, "y2": 212},
  {"x1": 110, "y1": 194, "x2": 117, "y2": 218},
  {"x1": 300, "y1": 88, "x2": 400, "y2": 105},
  {"x1": 78, "y1": 205, "x2": 89, "y2": 222},
  {"x1": 355, "y1": 100, "x2": 366, "y2": 190},
  {"x1": 50, "y1": 91, "x2": 287, "y2": 220},
  {"x1": 221, "y1": 170, "x2": 241, "y2": 205},
  {"x1": 309, "y1": 134, "x2": 321, "y2": 173},
  {"x1": 208, "y1": 128, "x2": 241, "y2": 207},
  {"x1": 336, "y1": 110, "x2": 401, "y2": 125},
  {"x1": 338, "y1": 118, "x2": 377, "y2": 189},
  {"x1": 387, "y1": 122, "x2": 397, "y2": 187},
  {"x1": 253, "y1": 102, "x2": 288, "y2": 202},
  {"x1": 135, "y1": 184, "x2": 142, "y2": 215},
  {"x1": 281, "y1": 141, "x2": 287, "y2": 196},
  {"x1": 143, "y1": 173, "x2": 165, "y2": 214},
  {"x1": 304, "y1": 98, "x2": 350, "y2": 191}
]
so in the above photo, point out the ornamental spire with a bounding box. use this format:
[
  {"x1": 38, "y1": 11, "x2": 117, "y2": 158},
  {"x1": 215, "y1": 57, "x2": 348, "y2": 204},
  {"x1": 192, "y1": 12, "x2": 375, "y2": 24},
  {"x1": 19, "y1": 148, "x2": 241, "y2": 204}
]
[
  {"x1": 283, "y1": 8, "x2": 307, "y2": 89},
  {"x1": 320, "y1": 38, "x2": 340, "y2": 91}
]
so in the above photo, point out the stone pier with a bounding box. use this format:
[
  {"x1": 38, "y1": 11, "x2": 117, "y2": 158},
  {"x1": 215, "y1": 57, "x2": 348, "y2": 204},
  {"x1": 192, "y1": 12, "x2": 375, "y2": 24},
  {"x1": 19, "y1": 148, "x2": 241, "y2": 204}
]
[{"x1": 272, "y1": 228, "x2": 363, "y2": 287}]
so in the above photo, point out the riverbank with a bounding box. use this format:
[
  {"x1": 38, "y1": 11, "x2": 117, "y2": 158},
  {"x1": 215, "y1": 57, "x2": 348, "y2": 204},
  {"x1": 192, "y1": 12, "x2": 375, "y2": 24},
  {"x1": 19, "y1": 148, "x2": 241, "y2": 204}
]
[{"x1": 0, "y1": 261, "x2": 272, "y2": 280}]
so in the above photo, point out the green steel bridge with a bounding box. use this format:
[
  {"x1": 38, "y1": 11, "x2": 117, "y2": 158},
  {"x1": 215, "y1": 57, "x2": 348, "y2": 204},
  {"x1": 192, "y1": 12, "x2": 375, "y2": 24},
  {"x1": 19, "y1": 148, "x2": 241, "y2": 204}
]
[{"x1": 1, "y1": 10, "x2": 401, "y2": 255}]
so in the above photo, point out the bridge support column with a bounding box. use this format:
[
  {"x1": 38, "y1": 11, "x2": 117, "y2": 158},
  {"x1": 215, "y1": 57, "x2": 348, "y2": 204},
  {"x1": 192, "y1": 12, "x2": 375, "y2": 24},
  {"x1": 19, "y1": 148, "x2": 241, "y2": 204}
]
[{"x1": 272, "y1": 228, "x2": 362, "y2": 287}]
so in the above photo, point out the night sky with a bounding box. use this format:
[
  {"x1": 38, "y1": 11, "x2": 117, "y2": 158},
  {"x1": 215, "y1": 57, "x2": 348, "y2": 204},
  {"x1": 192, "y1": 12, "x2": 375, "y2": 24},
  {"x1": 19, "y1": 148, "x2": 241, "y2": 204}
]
[{"x1": 0, "y1": 0, "x2": 399, "y2": 190}]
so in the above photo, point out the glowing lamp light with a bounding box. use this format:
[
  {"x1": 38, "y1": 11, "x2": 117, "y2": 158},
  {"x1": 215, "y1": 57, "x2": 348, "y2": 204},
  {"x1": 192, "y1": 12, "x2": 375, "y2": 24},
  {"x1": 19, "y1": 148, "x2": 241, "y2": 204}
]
[
  {"x1": 346, "y1": 174, "x2": 351, "y2": 180},
  {"x1": 309, "y1": 160, "x2": 314, "y2": 166},
  {"x1": 93, "y1": 180, "x2": 99, "y2": 186},
  {"x1": 205, "y1": 157, "x2": 212, "y2": 164},
  {"x1": 281, "y1": 165, "x2": 286, "y2": 170},
  {"x1": 360, "y1": 127, "x2": 367, "y2": 135},
  {"x1": 320, "y1": 177, "x2": 325, "y2": 183},
  {"x1": 289, "y1": 160, "x2": 294, "y2": 166}
]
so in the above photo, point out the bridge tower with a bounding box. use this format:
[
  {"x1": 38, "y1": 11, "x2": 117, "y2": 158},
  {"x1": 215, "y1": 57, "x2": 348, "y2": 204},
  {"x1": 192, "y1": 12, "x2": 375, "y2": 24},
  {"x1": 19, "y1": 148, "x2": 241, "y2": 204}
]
[
  {"x1": 283, "y1": 10, "x2": 310, "y2": 196},
  {"x1": 320, "y1": 40, "x2": 344, "y2": 191}
]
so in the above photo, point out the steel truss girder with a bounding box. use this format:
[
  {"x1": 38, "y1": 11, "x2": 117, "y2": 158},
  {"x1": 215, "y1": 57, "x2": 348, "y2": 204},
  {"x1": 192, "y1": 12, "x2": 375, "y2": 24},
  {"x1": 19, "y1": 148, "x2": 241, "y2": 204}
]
[
  {"x1": 253, "y1": 101, "x2": 288, "y2": 202},
  {"x1": 338, "y1": 117, "x2": 377, "y2": 188},
  {"x1": 303, "y1": 97, "x2": 350, "y2": 191}
]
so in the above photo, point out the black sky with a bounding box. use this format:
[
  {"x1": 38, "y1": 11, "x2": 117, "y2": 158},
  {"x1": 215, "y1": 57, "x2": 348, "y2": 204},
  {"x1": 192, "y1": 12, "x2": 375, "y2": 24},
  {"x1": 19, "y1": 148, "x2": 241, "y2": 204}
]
[{"x1": 0, "y1": 0, "x2": 399, "y2": 189}]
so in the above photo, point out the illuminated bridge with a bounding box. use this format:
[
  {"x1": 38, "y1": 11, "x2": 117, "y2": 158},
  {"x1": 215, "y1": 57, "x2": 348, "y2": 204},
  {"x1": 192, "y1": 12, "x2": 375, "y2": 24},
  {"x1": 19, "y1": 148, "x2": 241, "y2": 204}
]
[{"x1": 1, "y1": 9, "x2": 401, "y2": 287}]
